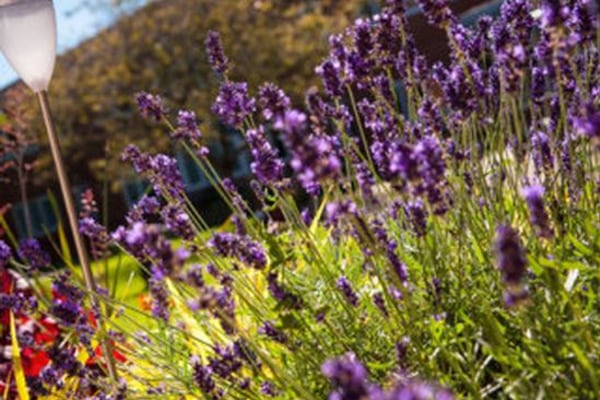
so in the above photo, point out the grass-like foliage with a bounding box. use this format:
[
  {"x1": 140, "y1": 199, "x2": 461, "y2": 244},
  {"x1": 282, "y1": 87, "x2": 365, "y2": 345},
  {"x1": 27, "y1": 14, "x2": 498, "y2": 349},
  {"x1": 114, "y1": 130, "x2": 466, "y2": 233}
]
[{"x1": 1, "y1": 0, "x2": 600, "y2": 398}]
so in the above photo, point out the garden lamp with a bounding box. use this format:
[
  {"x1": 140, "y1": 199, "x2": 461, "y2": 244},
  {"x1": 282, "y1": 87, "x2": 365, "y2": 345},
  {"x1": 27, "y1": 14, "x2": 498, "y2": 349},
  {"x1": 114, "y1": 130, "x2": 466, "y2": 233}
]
[{"x1": 0, "y1": 0, "x2": 118, "y2": 382}]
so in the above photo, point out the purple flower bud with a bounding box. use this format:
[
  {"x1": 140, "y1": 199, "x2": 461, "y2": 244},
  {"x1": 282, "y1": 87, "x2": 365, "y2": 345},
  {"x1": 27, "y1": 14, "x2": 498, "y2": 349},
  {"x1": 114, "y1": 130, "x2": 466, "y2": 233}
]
[
  {"x1": 205, "y1": 31, "x2": 229, "y2": 75},
  {"x1": 417, "y1": 0, "x2": 456, "y2": 27},
  {"x1": 208, "y1": 232, "x2": 267, "y2": 269},
  {"x1": 17, "y1": 238, "x2": 50, "y2": 270},
  {"x1": 337, "y1": 276, "x2": 359, "y2": 307},
  {"x1": 372, "y1": 292, "x2": 388, "y2": 317},
  {"x1": 212, "y1": 82, "x2": 256, "y2": 127},
  {"x1": 0, "y1": 239, "x2": 11, "y2": 269},
  {"x1": 315, "y1": 59, "x2": 344, "y2": 98},
  {"x1": 258, "y1": 321, "x2": 288, "y2": 344},
  {"x1": 160, "y1": 203, "x2": 195, "y2": 241},
  {"x1": 521, "y1": 185, "x2": 554, "y2": 239},
  {"x1": 149, "y1": 267, "x2": 170, "y2": 321},
  {"x1": 574, "y1": 107, "x2": 600, "y2": 139},
  {"x1": 258, "y1": 83, "x2": 291, "y2": 121},
  {"x1": 322, "y1": 353, "x2": 370, "y2": 398},
  {"x1": 191, "y1": 357, "x2": 216, "y2": 394},
  {"x1": 495, "y1": 225, "x2": 527, "y2": 283},
  {"x1": 135, "y1": 91, "x2": 167, "y2": 121},
  {"x1": 260, "y1": 381, "x2": 279, "y2": 397},
  {"x1": 245, "y1": 126, "x2": 284, "y2": 186},
  {"x1": 173, "y1": 110, "x2": 202, "y2": 141}
]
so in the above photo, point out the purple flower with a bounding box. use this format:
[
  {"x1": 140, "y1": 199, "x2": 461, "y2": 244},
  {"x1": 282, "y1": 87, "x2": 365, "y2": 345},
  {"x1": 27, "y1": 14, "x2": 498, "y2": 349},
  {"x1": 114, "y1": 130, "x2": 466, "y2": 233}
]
[
  {"x1": 337, "y1": 276, "x2": 359, "y2": 307},
  {"x1": 52, "y1": 272, "x2": 84, "y2": 303},
  {"x1": 540, "y1": 0, "x2": 569, "y2": 29},
  {"x1": 372, "y1": 292, "x2": 388, "y2": 317},
  {"x1": 531, "y1": 130, "x2": 554, "y2": 173},
  {"x1": 208, "y1": 344, "x2": 242, "y2": 379},
  {"x1": 258, "y1": 83, "x2": 291, "y2": 121},
  {"x1": 205, "y1": 30, "x2": 229, "y2": 75},
  {"x1": 126, "y1": 195, "x2": 161, "y2": 224},
  {"x1": 522, "y1": 185, "x2": 554, "y2": 239},
  {"x1": 325, "y1": 200, "x2": 358, "y2": 227},
  {"x1": 191, "y1": 357, "x2": 216, "y2": 394},
  {"x1": 51, "y1": 299, "x2": 81, "y2": 326},
  {"x1": 208, "y1": 232, "x2": 267, "y2": 269},
  {"x1": 211, "y1": 81, "x2": 256, "y2": 127},
  {"x1": 322, "y1": 353, "x2": 371, "y2": 399},
  {"x1": 0, "y1": 239, "x2": 11, "y2": 269},
  {"x1": 79, "y1": 217, "x2": 110, "y2": 259},
  {"x1": 160, "y1": 203, "x2": 195, "y2": 241},
  {"x1": 267, "y1": 272, "x2": 302, "y2": 309},
  {"x1": 40, "y1": 366, "x2": 60, "y2": 387},
  {"x1": 495, "y1": 225, "x2": 529, "y2": 307},
  {"x1": 186, "y1": 264, "x2": 205, "y2": 288},
  {"x1": 134, "y1": 91, "x2": 167, "y2": 122},
  {"x1": 404, "y1": 200, "x2": 428, "y2": 237},
  {"x1": 316, "y1": 59, "x2": 344, "y2": 98},
  {"x1": 395, "y1": 337, "x2": 410, "y2": 368},
  {"x1": 574, "y1": 107, "x2": 600, "y2": 139},
  {"x1": 260, "y1": 381, "x2": 279, "y2": 397},
  {"x1": 371, "y1": 219, "x2": 408, "y2": 283},
  {"x1": 0, "y1": 293, "x2": 25, "y2": 313},
  {"x1": 387, "y1": 379, "x2": 455, "y2": 400},
  {"x1": 245, "y1": 126, "x2": 284, "y2": 186},
  {"x1": 17, "y1": 238, "x2": 50, "y2": 270},
  {"x1": 276, "y1": 110, "x2": 342, "y2": 195},
  {"x1": 353, "y1": 156, "x2": 375, "y2": 201},
  {"x1": 113, "y1": 221, "x2": 186, "y2": 275},
  {"x1": 149, "y1": 267, "x2": 170, "y2": 321},
  {"x1": 122, "y1": 145, "x2": 186, "y2": 202},
  {"x1": 417, "y1": 0, "x2": 456, "y2": 27},
  {"x1": 173, "y1": 110, "x2": 202, "y2": 141},
  {"x1": 414, "y1": 136, "x2": 448, "y2": 212},
  {"x1": 531, "y1": 66, "x2": 546, "y2": 105},
  {"x1": 258, "y1": 320, "x2": 288, "y2": 344}
]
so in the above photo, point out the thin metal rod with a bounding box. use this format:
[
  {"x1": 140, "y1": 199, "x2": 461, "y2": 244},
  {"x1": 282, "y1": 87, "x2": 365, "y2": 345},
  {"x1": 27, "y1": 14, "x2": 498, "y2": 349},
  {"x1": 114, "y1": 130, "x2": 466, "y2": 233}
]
[{"x1": 37, "y1": 91, "x2": 118, "y2": 383}]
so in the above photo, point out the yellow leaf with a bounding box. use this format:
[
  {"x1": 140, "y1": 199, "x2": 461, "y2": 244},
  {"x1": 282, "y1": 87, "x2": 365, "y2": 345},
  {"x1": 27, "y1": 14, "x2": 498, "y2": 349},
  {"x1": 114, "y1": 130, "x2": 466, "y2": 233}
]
[{"x1": 9, "y1": 312, "x2": 30, "y2": 400}]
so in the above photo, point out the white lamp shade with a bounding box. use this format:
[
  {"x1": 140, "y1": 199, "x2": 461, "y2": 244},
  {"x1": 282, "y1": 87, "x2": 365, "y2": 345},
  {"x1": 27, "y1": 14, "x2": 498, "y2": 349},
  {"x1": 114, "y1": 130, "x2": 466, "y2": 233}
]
[{"x1": 0, "y1": 0, "x2": 56, "y2": 92}]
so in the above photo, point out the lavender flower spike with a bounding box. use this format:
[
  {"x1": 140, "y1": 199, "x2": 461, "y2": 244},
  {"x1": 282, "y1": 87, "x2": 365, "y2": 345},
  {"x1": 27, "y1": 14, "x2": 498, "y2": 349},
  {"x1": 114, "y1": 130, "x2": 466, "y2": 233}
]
[
  {"x1": 495, "y1": 225, "x2": 527, "y2": 285},
  {"x1": 211, "y1": 81, "x2": 256, "y2": 128},
  {"x1": 205, "y1": 30, "x2": 229, "y2": 75},
  {"x1": 337, "y1": 276, "x2": 359, "y2": 307},
  {"x1": 0, "y1": 240, "x2": 11, "y2": 269},
  {"x1": 135, "y1": 91, "x2": 167, "y2": 122},
  {"x1": 495, "y1": 225, "x2": 529, "y2": 307},
  {"x1": 521, "y1": 185, "x2": 554, "y2": 239},
  {"x1": 17, "y1": 238, "x2": 50, "y2": 270}
]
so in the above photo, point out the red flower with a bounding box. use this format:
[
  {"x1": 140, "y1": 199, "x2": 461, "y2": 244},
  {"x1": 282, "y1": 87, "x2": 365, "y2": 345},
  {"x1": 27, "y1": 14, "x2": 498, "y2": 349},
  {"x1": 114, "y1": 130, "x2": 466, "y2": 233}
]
[{"x1": 21, "y1": 347, "x2": 50, "y2": 377}]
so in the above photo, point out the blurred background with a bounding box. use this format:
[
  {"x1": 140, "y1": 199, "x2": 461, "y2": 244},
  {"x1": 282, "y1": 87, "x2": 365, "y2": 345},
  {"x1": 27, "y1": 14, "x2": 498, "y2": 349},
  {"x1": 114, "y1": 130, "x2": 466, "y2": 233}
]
[{"x1": 0, "y1": 0, "x2": 501, "y2": 243}]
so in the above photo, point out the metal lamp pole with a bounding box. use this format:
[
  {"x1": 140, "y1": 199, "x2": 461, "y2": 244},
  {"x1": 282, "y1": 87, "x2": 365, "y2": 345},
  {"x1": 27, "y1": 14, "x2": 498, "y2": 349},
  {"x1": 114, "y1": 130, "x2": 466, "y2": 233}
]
[
  {"x1": 0, "y1": 0, "x2": 118, "y2": 382},
  {"x1": 37, "y1": 92, "x2": 118, "y2": 382}
]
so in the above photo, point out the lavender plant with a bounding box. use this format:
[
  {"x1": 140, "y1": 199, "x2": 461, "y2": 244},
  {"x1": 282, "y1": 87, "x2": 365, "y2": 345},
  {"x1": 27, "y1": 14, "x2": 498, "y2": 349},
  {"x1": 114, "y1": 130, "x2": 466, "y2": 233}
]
[{"x1": 2, "y1": 0, "x2": 600, "y2": 398}]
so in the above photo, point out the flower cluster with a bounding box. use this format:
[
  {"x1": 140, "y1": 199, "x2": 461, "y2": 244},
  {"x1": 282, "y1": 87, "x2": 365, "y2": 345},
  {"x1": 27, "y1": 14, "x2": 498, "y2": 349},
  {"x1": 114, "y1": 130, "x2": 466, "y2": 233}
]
[
  {"x1": 207, "y1": 232, "x2": 267, "y2": 270},
  {"x1": 16, "y1": 0, "x2": 599, "y2": 397}
]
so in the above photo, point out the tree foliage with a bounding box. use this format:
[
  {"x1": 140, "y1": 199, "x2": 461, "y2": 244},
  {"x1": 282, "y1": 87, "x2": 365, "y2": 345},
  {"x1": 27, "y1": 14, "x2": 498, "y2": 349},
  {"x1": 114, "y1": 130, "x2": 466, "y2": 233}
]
[{"x1": 1, "y1": 0, "x2": 363, "y2": 191}]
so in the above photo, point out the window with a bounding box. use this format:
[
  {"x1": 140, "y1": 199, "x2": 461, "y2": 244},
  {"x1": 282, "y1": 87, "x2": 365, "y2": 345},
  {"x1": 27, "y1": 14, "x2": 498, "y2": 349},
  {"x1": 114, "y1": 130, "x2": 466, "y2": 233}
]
[
  {"x1": 176, "y1": 150, "x2": 209, "y2": 192},
  {"x1": 459, "y1": 0, "x2": 502, "y2": 26},
  {"x1": 11, "y1": 194, "x2": 59, "y2": 238},
  {"x1": 122, "y1": 179, "x2": 150, "y2": 207}
]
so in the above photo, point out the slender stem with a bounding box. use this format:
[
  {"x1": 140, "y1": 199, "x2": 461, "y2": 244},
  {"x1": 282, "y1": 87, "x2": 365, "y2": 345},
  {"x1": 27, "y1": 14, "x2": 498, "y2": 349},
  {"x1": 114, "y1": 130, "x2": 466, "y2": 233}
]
[
  {"x1": 16, "y1": 161, "x2": 33, "y2": 238},
  {"x1": 36, "y1": 91, "x2": 119, "y2": 383}
]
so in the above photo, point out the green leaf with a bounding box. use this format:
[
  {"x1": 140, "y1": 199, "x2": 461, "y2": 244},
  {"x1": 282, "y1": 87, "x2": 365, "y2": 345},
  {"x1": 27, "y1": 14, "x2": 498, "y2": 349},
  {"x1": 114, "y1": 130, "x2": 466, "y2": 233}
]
[
  {"x1": 568, "y1": 234, "x2": 593, "y2": 257},
  {"x1": 47, "y1": 190, "x2": 74, "y2": 267}
]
